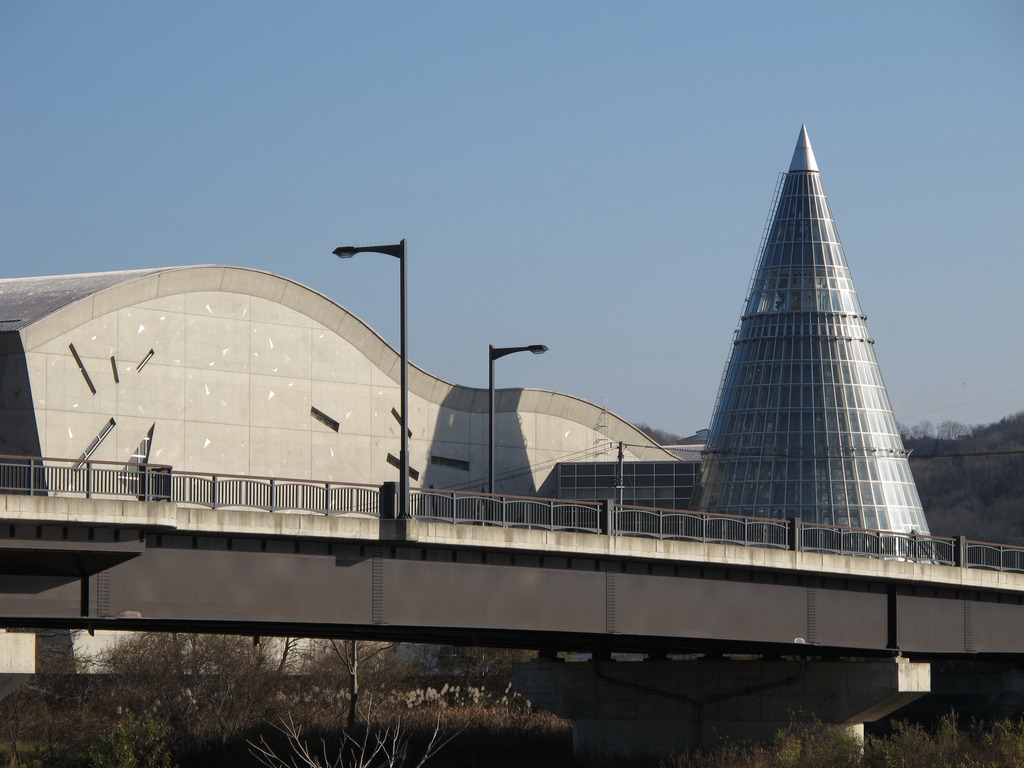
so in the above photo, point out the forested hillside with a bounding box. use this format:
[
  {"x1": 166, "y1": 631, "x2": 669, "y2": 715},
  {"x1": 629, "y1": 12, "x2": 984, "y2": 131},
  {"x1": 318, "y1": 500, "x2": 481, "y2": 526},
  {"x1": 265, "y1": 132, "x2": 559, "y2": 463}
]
[
  {"x1": 904, "y1": 412, "x2": 1024, "y2": 544},
  {"x1": 636, "y1": 413, "x2": 1024, "y2": 543}
]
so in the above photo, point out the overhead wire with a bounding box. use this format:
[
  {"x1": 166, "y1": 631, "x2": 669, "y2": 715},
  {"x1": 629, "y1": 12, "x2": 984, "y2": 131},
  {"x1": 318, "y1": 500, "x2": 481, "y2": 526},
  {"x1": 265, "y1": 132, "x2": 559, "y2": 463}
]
[{"x1": 443, "y1": 441, "x2": 621, "y2": 492}]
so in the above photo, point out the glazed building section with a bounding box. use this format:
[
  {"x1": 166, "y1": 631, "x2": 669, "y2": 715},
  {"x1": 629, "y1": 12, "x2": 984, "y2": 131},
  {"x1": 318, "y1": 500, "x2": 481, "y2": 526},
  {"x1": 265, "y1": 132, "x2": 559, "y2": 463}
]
[{"x1": 695, "y1": 127, "x2": 930, "y2": 534}]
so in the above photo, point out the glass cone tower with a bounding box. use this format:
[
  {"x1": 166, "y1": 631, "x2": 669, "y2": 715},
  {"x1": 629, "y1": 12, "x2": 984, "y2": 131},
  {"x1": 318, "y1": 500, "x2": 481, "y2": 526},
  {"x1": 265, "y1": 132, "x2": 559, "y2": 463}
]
[{"x1": 694, "y1": 126, "x2": 930, "y2": 534}]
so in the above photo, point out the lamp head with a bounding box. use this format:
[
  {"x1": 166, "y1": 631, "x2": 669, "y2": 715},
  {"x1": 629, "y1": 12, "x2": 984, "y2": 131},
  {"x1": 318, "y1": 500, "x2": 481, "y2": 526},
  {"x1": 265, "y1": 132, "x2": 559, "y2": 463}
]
[
  {"x1": 489, "y1": 343, "x2": 549, "y2": 361},
  {"x1": 332, "y1": 242, "x2": 405, "y2": 259}
]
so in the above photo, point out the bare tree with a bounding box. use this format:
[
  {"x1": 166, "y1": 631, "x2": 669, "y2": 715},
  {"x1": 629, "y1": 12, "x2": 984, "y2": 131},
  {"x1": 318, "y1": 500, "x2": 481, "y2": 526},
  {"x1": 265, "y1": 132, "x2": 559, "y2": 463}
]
[
  {"x1": 299, "y1": 640, "x2": 405, "y2": 729},
  {"x1": 250, "y1": 713, "x2": 460, "y2": 768},
  {"x1": 911, "y1": 420, "x2": 935, "y2": 439}
]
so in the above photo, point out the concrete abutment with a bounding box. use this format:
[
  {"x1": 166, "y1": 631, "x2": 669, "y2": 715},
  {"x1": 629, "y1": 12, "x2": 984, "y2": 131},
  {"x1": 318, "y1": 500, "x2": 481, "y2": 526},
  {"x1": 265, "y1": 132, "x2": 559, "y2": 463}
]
[
  {"x1": 0, "y1": 631, "x2": 35, "y2": 700},
  {"x1": 513, "y1": 657, "x2": 930, "y2": 760}
]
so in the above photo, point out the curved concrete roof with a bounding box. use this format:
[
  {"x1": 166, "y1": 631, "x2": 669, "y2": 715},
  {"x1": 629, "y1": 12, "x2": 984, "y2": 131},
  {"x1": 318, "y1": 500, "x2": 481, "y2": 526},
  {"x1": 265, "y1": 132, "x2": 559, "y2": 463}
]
[
  {"x1": 0, "y1": 268, "x2": 168, "y2": 332},
  {"x1": 0, "y1": 265, "x2": 676, "y2": 461}
]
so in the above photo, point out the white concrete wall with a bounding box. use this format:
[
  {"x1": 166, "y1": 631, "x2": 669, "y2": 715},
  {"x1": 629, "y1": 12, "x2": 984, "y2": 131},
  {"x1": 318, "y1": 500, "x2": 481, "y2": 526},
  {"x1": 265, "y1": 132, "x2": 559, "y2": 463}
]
[{"x1": 15, "y1": 267, "x2": 674, "y2": 495}]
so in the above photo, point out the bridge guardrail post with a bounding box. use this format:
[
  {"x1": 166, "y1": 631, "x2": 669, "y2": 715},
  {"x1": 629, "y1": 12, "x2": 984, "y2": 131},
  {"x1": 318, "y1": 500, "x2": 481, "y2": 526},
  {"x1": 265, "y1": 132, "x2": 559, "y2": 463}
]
[
  {"x1": 152, "y1": 466, "x2": 171, "y2": 502},
  {"x1": 380, "y1": 481, "x2": 399, "y2": 520},
  {"x1": 600, "y1": 500, "x2": 612, "y2": 535},
  {"x1": 788, "y1": 517, "x2": 801, "y2": 552},
  {"x1": 955, "y1": 535, "x2": 968, "y2": 568}
]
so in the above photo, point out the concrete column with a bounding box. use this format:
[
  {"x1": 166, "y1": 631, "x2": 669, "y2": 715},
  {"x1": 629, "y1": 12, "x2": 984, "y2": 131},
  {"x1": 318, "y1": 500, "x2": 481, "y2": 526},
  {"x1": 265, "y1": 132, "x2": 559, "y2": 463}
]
[
  {"x1": 0, "y1": 631, "x2": 35, "y2": 700},
  {"x1": 513, "y1": 657, "x2": 930, "y2": 760}
]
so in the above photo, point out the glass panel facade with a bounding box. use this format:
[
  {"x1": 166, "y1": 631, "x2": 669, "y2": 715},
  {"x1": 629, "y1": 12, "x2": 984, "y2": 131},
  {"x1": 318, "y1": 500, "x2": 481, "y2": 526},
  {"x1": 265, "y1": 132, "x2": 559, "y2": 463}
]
[
  {"x1": 557, "y1": 461, "x2": 698, "y2": 510},
  {"x1": 694, "y1": 128, "x2": 930, "y2": 534}
]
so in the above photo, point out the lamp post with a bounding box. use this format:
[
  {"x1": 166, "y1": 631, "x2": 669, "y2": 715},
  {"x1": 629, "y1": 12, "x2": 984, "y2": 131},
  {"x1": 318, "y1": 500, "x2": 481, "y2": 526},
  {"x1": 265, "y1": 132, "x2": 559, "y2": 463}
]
[
  {"x1": 333, "y1": 240, "x2": 409, "y2": 519},
  {"x1": 488, "y1": 343, "x2": 548, "y2": 495}
]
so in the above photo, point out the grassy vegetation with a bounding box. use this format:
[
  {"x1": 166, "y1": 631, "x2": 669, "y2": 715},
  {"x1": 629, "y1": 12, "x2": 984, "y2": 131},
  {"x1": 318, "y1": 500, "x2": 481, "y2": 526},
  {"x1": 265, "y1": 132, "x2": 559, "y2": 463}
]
[
  {"x1": 5, "y1": 654, "x2": 1024, "y2": 768},
  {"x1": 652, "y1": 715, "x2": 1024, "y2": 768},
  {"x1": 0, "y1": 634, "x2": 569, "y2": 768},
  {"x1": 12, "y1": 703, "x2": 1024, "y2": 768}
]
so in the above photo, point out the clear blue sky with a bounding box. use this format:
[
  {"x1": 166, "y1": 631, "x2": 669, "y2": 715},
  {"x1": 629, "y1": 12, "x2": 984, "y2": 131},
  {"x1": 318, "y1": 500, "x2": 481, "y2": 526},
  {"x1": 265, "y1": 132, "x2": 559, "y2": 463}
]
[{"x1": 2, "y1": 2, "x2": 1022, "y2": 437}]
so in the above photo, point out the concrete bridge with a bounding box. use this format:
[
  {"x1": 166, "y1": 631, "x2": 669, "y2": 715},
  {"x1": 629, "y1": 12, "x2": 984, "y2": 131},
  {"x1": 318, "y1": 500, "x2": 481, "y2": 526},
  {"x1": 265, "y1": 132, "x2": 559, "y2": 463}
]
[{"x1": 3, "y1": 458, "x2": 1024, "y2": 757}]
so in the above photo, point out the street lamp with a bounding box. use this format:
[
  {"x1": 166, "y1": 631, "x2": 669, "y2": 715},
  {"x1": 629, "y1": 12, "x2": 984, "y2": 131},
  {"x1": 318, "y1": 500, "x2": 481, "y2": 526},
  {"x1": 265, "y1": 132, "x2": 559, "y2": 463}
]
[
  {"x1": 488, "y1": 343, "x2": 548, "y2": 495},
  {"x1": 333, "y1": 240, "x2": 409, "y2": 519}
]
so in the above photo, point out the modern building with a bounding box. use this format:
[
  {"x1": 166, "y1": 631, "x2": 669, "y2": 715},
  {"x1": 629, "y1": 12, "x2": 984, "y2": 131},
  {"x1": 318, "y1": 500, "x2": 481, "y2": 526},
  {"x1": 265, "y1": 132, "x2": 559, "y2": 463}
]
[
  {"x1": 0, "y1": 266, "x2": 675, "y2": 497},
  {"x1": 0, "y1": 130, "x2": 933, "y2": 532},
  {"x1": 694, "y1": 126, "x2": 930, "y2": 534},
  {"x1": 556, "y1": 442, "x2": 703, "y2": 510},
  {"x1": 556, "y1": 457, "x2": 697, "y2": 510}
]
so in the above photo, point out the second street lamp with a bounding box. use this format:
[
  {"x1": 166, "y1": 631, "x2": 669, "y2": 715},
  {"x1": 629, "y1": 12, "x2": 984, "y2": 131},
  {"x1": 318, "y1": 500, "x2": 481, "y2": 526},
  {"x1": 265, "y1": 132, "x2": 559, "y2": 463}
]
[
  {"x1": 332, "y1": 240, "x2": 409, "y2": 519},
  {"x1": 489, "y1": 343, "x2": 548, "y2": 495}
]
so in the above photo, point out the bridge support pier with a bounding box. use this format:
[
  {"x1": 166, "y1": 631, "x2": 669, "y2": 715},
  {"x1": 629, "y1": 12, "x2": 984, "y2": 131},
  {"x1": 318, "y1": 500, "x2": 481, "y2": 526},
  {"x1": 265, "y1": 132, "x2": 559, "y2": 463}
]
[
  {"x1": 513, "y1": 656, "x2": 930, "y2": 760},
  {"x1": 0, "y1": 631, "x2": 35, "y2": 700}
]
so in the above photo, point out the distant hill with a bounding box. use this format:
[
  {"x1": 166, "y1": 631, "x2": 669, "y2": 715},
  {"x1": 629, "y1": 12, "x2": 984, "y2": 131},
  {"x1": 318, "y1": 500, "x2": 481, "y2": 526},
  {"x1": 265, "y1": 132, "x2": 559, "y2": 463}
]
[
  {"x1": 632, "y1": 423, "x2": 706, "y2": 446},
  {"x1": 639, "y1": 413, "x2": 1024, "y2": 544},
  {"x1": 904, "y1": 412, "x2": 1024, "y2": 544}
]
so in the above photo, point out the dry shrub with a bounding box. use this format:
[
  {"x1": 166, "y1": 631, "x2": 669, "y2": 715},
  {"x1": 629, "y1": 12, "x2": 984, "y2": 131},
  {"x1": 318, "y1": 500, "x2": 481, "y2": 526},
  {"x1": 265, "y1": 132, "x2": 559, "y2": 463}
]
[
  {"x1": 90, "y1": 632, "x2": 292, "y2": 754},
  {"x1": 652, "y1": 713, "x2": 1024, "y2": 768},
  {"x1": 0, "y1": 674, "x2": 99, "y2": 767},
  {"x1": 864, "y1": 712, "x2": 1024, "y2": 768},
  {"x1": 655, "y1": 720, "x2": 861, "y2": 768},
  {"x1": 404, "y1": 707, "x2": 571, "y2": 768}
]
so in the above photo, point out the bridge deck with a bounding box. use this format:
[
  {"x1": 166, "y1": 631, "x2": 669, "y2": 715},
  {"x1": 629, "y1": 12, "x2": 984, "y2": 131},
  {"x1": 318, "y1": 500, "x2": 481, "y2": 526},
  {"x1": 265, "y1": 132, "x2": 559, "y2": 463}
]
[{"x1": 3, "y1": 494, "x2": 1024, "y2": 659}]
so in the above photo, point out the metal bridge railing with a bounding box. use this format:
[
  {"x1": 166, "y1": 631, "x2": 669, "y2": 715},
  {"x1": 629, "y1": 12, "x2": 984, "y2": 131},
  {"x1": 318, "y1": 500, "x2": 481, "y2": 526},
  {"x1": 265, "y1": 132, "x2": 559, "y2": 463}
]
[
  {"x1": 411, "y1": 489, "x2": 602, "y2": 533},
  {"x1": 611, "y1": 506, "x2": 790, "y2": 549},
  {"x1": 169, "y1": 474, "x2": 381, "y2": 516},
  {"x1": 0, "y1": 455, "x2": 380, "y2": 516},
  {"x1": 799, "y1": 522, "x2": 958, "y2": 565},
  {"x1": 2, "y1": 454, "x2": 1023, "y2": 574},
  {"x1": 964, "y1": 541, "x2": 1024, "y2": 572},
  {"x1": 0, "y1": 456, "x2": 174, "y2": 503}
]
